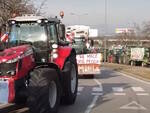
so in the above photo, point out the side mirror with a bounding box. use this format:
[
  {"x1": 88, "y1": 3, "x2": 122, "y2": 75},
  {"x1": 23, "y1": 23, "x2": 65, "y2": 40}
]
[
  {"x1": 58, "y1": 40, "x2": 69, "y2": 46},
  {"x1": 59, "y1": 24, "x2": 65, "y2": 40}
]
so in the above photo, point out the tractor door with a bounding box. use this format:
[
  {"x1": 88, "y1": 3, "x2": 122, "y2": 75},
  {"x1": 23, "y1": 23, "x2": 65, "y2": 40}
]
[
  {"x1": 57, "y1": 24, "x2": 69, "y2": 46},
  {"x1": 34, "y1": 22, "x2": 59, "y2": 63},
  {"x1": 47, "y1": 23, "x2": 59, "y2": 62}
]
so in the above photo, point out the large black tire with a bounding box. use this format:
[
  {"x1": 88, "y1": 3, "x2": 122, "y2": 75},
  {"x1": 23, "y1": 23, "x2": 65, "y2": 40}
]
[
  {"x1": 14, "y1": 88, "x2": 27, "y2": 104},
  {"x1": 27, "y1": 68, "x2": 61, "y2": 113},
  {"x1": 62, "y1": 52, "x2": 78, "y2": 105},
  {"x1": 14, "y1": 77, "x2": 30, "y2": 104}
]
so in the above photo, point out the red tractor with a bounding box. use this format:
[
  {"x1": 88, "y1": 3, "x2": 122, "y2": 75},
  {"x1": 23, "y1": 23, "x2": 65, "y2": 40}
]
[{"x1": 0, "y1": 14, "x2": 78, "y2": 113}]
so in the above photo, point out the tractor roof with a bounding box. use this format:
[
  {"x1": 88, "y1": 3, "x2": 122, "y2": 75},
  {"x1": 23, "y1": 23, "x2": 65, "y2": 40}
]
[{"x1": 9, "y1": 14, "x2": 60, "y2": 23}]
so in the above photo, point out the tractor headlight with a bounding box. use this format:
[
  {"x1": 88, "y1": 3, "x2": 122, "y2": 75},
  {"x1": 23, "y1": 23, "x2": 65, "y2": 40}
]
[
  {"x1": 11, "y1": 20, "x2": 16, "y2": 24},
  {"x1": 37, "y1": 19, "x2": 42, "y2": 23},
  {"x1": 52, "y1": 49, "x2": 57, "y2": 53},
  {"x1": 44, "y1": 20, "x2": 48, "y2": 23},
  {"x1": 52, "y1": 44, "x2": 58, "y2": 49},
  {"x1": 52, "y1": 53, "x2": 58, "y2": 59}
]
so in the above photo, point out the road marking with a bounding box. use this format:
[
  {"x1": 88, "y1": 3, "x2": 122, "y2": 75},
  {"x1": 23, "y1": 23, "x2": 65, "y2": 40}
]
[
  {"x1": 84, "y1": 95, "x2": 99, "y2": 113},
  {"x1": 0, "y1": 103, "x2": 14, "y2": 108},
  {"x1": 92, "y1": 93, "x2": 103, "y2": 96},
  {"x1": 114, "y1": 93, "x2": 126, "y2": 96},
  {"x1": 112, "y1": 87, "x2": 123, "y2": 92},
  {"x1": 131, "y1": 87, "x2": 145, "y2": 92},
  {"x1": 0, "y1": 104, "x2": 6, "y2": 107},
  {"x1": 77, "y1": 92, "x2": 81, "y2": 95},
  {"x1": 112, "y1": 87, "x2": 126, "y2": 95},
  {"x1": 117, "y1": 72, "x2": 150, "y2": 85},
  {"x1": 84, "y1": 79, "x2": 102, "y2": 113},
  {"x1": 78, "y1": 86, "x2": 84, "y2": 92},
  {"x1": 136, "y1": 93, "x2": 149, "y2": 96},
  {"x1": 120, "y1": 101, "x2": 147, "y2": 110},
  {"x1": 92, "y1": 87, "x2": 103, "y2": 92},
  {"x1": 93, "y1": 79, "x2": 103, "y2": 91}
]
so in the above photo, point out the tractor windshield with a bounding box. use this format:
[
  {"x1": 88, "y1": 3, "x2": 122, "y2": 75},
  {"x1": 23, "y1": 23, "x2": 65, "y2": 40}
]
[{"x1": 9, "y1": 23, "x2": 47, "y2": 47}]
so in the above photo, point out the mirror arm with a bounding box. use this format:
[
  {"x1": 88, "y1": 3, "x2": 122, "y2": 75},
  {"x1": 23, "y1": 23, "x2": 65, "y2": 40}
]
[{"x1": 58, "y1": 40, "x2": 69, "y2": 46}]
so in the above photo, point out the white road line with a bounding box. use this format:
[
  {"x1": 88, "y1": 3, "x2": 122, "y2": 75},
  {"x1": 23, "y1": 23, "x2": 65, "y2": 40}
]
[
  {"x1": 112, "y1": 87, "x2": 124, "y2": 92},
  {"x1": 0, "y1": 104, "x2": 6, "y2": 107},
  {"x1": 78, "y1": 86, "x2": 84, "y2": 92},
  {"x1": 117, "y1": 72, "x2": 150, "y2": 85},
  {"x1": 112, "y1": 87, "x2": 126, "y2": 95},
  {"x1": 136, "y1": 93, "x2": 149, "y2": 96},
  {"x1": 0, "y1": 103, "x2": 12, "y2": 108},
  {"x1": 84, "y1": 79, "x2": 102, "y2": 113},
  {"x1": 92, "y1": 93, "x2": 103, "y2": 96},
  {"x1": 84, "y1": 95, "x2": 99, "y2": 113},
  {"x1": 114, "y1": 93, "x2": 126, "y2": 96},
  {"x1": 93, "y1": 79, "x2": 103, "y2": 91},
  {"x1": 120, "y1": 101, "x2": 147, "y2": 110},
  {"x1": 131, "y1": 87, "x2": 145, "y2": 92},
  {"x1": 77, "y1": 92, "x2": 81, "y2": 95},
  {"x1": 92, "y1": 87, "x2": 103, "y2": 92}
]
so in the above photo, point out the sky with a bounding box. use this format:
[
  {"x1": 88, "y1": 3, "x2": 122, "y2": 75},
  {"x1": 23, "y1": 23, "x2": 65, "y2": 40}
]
[{"x1": 35, "y1": 0, "x2": 150, "y2": 35}]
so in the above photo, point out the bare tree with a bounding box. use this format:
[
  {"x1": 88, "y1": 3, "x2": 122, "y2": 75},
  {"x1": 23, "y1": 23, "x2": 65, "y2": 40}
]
[
  {"x1": 35, "y1": 0, "x2": 48, "y2": 15},
  {"x1": 0, "y1": 0, "x2": 36, "y2": 25},
  {"x1": 142, "y1": 21, "x2": 150, "y2": 38},
  {"x1": 0, "y1": 0, "x2": 38, "y2": 35}
]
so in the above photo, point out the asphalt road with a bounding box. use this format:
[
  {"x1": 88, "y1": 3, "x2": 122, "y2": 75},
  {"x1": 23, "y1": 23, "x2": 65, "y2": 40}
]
[{"x1": 0, "y1": 67, "x2": 150, "y2": 113}]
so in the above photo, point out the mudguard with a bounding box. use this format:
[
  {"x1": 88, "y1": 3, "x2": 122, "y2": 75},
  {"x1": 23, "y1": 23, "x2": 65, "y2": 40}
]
[
  {"x1": 0, "y1": 78, "x2": 15, "y2": 103},
  {"x1": 54, "y1": 46, "x2": 73, "y2": 70}
]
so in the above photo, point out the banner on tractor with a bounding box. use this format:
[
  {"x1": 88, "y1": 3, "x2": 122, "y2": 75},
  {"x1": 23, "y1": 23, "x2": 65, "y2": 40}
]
[{"x1": 76, "y1": 53, "x2": 102, "y2": 75}]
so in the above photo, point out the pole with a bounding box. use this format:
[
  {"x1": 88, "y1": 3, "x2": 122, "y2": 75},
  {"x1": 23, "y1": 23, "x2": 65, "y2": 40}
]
[
  {"x1": 104, "y1": 0, "x2": 107, "y2": 62},
  {"x1": 105, "y1": 0, "x2": 107, "y2": 32},
  {"x1": 70, "y1": 13, "x2": 88, "y2": 25}
]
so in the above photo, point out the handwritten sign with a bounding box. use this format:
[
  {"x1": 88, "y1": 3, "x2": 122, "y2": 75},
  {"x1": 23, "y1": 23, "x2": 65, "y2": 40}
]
[
  {"x1": 76, "y1": 53, "x2": 102, "y2": 75},
  {"x1": 131, "y1": 48, "x2": 144, "y2": 60},
  {"x1": 76, "y1": 53, "x2": 102, "y2": 64}
]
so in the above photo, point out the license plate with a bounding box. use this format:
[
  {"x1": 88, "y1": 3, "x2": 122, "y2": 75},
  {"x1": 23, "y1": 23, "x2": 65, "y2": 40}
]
[
  {"x1": 0, "y1": 80, "x2": 9, "y2": 104},
  {"x1": 0, "y1": 82, "x2": 7, "y2": 89}
]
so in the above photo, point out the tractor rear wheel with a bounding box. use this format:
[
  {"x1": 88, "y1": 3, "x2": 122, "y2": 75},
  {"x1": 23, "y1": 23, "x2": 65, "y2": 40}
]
[
  {"x1": 27, "y1": 68, "x2": 61, "y2": 113},
  {"x1": 62, "y1": 53, "x2": 78, "y2": 105}
]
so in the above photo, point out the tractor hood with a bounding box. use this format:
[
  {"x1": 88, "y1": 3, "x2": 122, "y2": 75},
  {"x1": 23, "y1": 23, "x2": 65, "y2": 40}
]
[{"x1": 0, "y1": 45, "x2": 33, "y2": 63}]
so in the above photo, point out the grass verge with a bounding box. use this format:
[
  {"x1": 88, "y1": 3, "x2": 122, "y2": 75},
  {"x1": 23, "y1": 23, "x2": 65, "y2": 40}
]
[{"x1": 103, "y1": 63, "x2": 150, "y2": 82}]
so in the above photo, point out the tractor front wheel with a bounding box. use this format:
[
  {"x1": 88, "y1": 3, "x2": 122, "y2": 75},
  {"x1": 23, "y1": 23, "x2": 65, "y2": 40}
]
[{"x1": 27, "y1": 68, "x2": 61, "y2": 113}]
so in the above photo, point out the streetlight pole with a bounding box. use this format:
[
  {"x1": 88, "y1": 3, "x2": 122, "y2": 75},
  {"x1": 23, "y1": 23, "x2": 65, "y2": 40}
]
[
  {"x1": 70, "y1": 13, "x2": 88, "y2": 25},
  {"x1": 105, "y1": 0, "x2": 107, "y2": 34},
  {"x1": 104, "y1": 0, "x2": 107, "y2": 62}
]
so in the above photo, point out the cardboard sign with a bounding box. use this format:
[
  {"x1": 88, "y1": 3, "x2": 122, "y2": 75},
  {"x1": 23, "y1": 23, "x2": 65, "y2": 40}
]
[
  {"x1": 131, "y1": 48, "x2": 145, "y2": 60},
  {"x1": 76, "y1": 53, "x2": 101, "y2": 64},
  {"x1": 76, "y1": 53, "x2": 102, "y2": 75}
]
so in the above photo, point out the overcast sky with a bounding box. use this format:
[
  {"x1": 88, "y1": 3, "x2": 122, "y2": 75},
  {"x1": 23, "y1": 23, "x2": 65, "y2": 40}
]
[{"x1": 35, "y1": 0, "x2": 150, "y2": 35}]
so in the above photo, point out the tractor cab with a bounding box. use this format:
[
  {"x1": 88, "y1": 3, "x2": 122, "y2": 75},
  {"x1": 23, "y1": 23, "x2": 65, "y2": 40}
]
[{"x1": 8, "y1": 14, "x2": 65, "y2": 63}]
